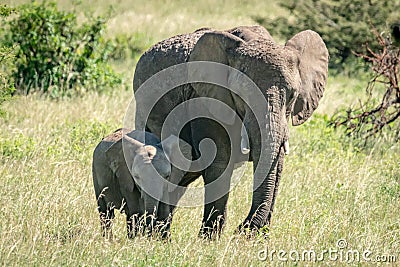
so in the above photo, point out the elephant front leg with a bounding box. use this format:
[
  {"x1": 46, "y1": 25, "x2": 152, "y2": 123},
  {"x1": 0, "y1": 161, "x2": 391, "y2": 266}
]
[
  {"x1": 126, "y1": 214, "x2": 140, "y2": 239},
  {"x1": 123, "y1": 188, "x2": 142, "y2": 238},
  {"x1": 200, "y1": 164, "x2": 233, "y2": 239},
  {"x1": 154, "y1": 201, "x2": 173, "y2": 240}
]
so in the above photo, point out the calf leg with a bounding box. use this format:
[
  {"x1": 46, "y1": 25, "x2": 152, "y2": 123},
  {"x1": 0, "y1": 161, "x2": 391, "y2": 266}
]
[
  {"x1": 97, "y1": 197, "x2": 115, "y2": 239},
  {"x1": 123, "y1": 187, "x2": 143, "y2": 238}
]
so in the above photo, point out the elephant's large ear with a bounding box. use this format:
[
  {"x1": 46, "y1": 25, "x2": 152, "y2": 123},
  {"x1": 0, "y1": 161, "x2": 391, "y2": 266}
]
[
  {"x1": 121, "y1": 135, "x2": 145, "y2": 166},
  {"x1": 105, "y1": 134, "x2": 144, "y2": 172},
  {"x1": 160, "y1": 135, "x2": 192, "y2": 192},
  {"x1": 189, "y1": 31, "x2": 244, "y2": 125},
  {"x1": 103, "y1": 129, "x2": 130, "y2": 173},
  {"x1": 285, "y1": 30, "x2": 329, "y2": 126},
  {"x1": 105, "y1": 139, "x2": 124, "y2": 173},
  {"x1": 105, "y1": 135, "x2": 144, "y2": 193}
]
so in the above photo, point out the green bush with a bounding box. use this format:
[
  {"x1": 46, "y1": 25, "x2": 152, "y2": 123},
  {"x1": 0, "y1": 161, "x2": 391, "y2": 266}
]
[
  {"x1": 0, "y1": 5, "x2": 16, "y2": 115},
  {"x1": 108, "y1": 32, "x2": 152, "y2": 61},
  {"x1": 255, "y1": 0, "x2": 400, "y2": 71},
  {"x1": 4, "y1": 1, "x2": 121, "y2": 97},
  {"x1": 0, "y1": 46, "x2": 15, "y2": 116},
  {"x1": 0, "y1": 134, "x2": 36, "y2": 159}
]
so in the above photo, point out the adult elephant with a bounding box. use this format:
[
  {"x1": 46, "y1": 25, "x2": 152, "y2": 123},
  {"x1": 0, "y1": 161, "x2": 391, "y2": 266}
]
[{"x1": 132, "y1": 25, "x2": 329, "y2": 238}]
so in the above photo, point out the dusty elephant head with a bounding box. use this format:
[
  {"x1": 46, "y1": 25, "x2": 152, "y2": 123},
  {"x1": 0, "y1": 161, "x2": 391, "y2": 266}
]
[{"x1": 188, "y1": 26, "x2": 329, "y2": 128}]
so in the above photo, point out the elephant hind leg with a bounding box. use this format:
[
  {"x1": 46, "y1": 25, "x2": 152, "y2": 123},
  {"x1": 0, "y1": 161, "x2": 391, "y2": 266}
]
[
  {"x1": 98, "y1": 197, "x2": 115, "y2": 239},
  {"x1": 93, "y1": 164, "x2": 118, "y2": 239},
  {"x1": 199, "y1": 164, "x2": 233, "y2": 240},
  {"x1": 199, "y1": 195, "x2": 229, "y2": 240}
]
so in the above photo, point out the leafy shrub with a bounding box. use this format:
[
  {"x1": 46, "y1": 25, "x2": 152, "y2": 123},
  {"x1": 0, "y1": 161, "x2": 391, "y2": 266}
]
[
  {"x1": 4, "y1": 1, "x2": 121, "y2": 97},
  {"x1": 255, "y1": 0, "x2": 400, "y2": 71},
  {"x1": 108, "y1": 32, "x2": 152, "y2": 61},
  {"x1": 43, "y1": 119, "x2": 117, "y2": 160},
  {"x1": 0, "y1": 5, "x2": 16, "y2": 115},
  {"x1": 68, "y1": 119, "x2": 116, "y2": 155},
  {"x1": 0, "y1": 46, "x2": 15, "y2": 116},
  {"x1": 0, "y1": 134, "x2": 36, "y2": 159}
]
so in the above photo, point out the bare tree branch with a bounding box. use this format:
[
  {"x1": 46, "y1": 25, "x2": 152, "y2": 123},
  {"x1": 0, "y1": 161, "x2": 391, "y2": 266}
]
[{"x1": 331, "y1": 24, "x2": 400, "y2": 142}]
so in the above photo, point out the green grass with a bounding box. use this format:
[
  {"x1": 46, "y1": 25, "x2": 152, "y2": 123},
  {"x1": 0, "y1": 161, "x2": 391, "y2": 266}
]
[
  {"x1": 1, "y1": 92, "x2": 398, "y2": 266},
  {"x1": 1, "y1": 0, "x2": 399, "y2": 266}
]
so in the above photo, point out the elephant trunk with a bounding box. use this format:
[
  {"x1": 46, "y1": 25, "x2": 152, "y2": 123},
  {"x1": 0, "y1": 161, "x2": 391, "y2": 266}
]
[
  {"x1": 242, "y1": 86, "x2": 287, "y2": 231},
  {"x1": 245, "y1": 147, "x2": 285, "y2": 229}
]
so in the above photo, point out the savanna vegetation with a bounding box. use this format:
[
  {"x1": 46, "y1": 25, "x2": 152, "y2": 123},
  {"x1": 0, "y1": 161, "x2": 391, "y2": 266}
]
[{"x1": 0, "y1": 0, "x2": 399, "y2": 266}]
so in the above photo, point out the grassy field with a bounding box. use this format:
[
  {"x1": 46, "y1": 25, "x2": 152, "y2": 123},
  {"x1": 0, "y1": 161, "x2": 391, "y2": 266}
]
[{"x1": 1, "y1": 0, "x2": 399, "y2": 266}]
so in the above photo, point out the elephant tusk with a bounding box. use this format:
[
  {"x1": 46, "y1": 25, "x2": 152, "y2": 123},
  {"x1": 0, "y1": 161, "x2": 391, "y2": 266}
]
[
  {"x1": 168, "y1": 183, "x2": 178, "y2": 193},
  {"x1": 241, "y1": 146, "x2": 250, "y2": 154},
  {"x1": 241, "y1": 124, "x2": 250, "y2": 154},
  {"x1": 283, "y1": 140, "x2": 289, "y2": 155}
]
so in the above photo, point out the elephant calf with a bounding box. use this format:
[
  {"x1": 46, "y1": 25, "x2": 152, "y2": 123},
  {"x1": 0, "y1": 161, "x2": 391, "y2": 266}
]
[{"x1": 92, "y1": 128, "x2": 191, "y2": 238}]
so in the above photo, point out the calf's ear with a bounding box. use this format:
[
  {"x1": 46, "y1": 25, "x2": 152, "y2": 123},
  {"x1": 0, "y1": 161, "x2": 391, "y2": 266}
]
[
  {"x1": 105, "y1": 134, "x2": 144, "y2": 171},
  {"x1": 105, "y1": 139, "x2": 124, "y2": 173}
]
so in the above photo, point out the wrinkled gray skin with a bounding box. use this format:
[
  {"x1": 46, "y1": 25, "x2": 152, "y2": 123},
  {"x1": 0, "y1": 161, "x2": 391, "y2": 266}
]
[
  {"x1": 133, "y1": 25, "x2": 329, "y2": 238},
  {"x1": 92, "y1": 128, "x2": 191, "y2": 238}
]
